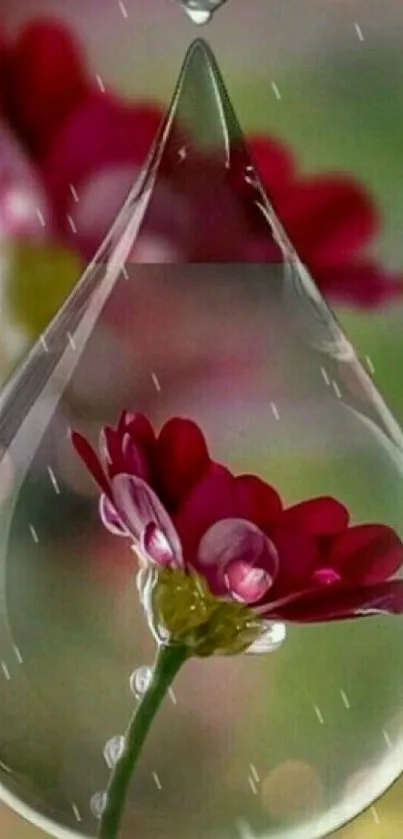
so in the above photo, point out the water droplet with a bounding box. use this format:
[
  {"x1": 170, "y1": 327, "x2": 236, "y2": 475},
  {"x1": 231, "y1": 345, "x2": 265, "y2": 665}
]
[
  {"x1": 103, "y1": 735, "x2": 125, "y2": 769},
  {"x1": 130, "y1": 666, "x2": 152, "y2": 698},
  {"x1": 0, "y1": 35, "x2": 403, "y2": 839},
  {"x1": 90, "y1": 791, "x2": 107, "y2": 819},
  {"x1": 246, "y1": 622, "x2": 287, "y2": 655},
  {"x1": 179, "y1": 0, "x2": 228, "y2": 25}
]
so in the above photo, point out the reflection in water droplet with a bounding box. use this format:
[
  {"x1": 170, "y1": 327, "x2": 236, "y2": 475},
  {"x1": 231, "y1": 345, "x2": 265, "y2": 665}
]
[
  {"x1": 130, "y1": 666, "x2": 152, "y2": 698},
  {"x1": 261, "y1": 761, "x2": 324, "y2": 823},
  {"x1": 90, "y1": 791, "x2": 107, "y2": 819},
  {"x1": 103, "y1": 736, "x2": 125, "y2": 769}
]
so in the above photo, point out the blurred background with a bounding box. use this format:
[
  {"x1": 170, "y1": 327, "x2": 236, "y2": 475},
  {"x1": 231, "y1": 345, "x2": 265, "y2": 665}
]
[{"x1": 0, "y1": 0, "x2": 403, "y2": 837}]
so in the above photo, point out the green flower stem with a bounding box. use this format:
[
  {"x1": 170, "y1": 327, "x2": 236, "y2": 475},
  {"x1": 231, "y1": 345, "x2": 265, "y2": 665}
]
[{"x1": 98, "y1": 643, "x2": 188, "y2": 839}]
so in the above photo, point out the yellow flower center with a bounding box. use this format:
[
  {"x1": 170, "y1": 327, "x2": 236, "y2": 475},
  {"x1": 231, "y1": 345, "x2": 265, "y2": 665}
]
[{"x1": 137, "y1": 565, "x2": 263, "y2": 656}]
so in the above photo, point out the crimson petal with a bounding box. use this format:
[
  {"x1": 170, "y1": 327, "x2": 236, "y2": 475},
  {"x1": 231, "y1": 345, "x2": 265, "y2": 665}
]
[
  {"x1": 70, "y1": 430, "x2": 110, "y2": 496},
  {"x1": 267, "y1": 580, "x2": 403, "y2": 623},
  {"x1": 174, "y1": 463, "x2": 238, "y2": 557},
  {"x1": 266, "y1": 526, "x2": 319, "y2": 599},
  {"x1": 235, "y1": 474, "x2": 283, "y2": 530},
  {"x1": 155, "y1": 417, "x2": 210, "y2": 507},
  {"x1": 281, "y1": 496, "x2": 349, "y2": 537},
  {"x1": 328, "y1": 523, "x2": 403, "y2": 585}
]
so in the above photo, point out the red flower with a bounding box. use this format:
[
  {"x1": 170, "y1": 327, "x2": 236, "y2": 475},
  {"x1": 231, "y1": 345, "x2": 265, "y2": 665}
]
[
  {"x1": 1, "y1": 19, "x2": 90, "y2": 159},
  {"x1": 72, "y1": 413, "x2": 403, "y2": 628},
  {"x1": 1, "y1": 17, "x2": 402, "y2": 309}
]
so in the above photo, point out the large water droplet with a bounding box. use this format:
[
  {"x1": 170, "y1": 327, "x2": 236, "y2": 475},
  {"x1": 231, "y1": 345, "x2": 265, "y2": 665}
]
[
  {"x1": 130, "y1": 666, "x2": 152, "y2": 698},
  {"x1": 103, "y1": 735, "x2": 125, "y2": 768},
  {"x1": 179, "y1": 0, "x2": 228, "y2": 25},
  {"x1": 0, "y1": 36, "x2": 402, "y2": 839}
]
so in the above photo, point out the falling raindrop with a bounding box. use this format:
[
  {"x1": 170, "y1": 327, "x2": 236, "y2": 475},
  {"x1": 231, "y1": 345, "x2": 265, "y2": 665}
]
[
  {"x1": 0, "y1": 35, "x2": 402, "y2": 839},
  {"x1": 103, "y1": 735, "x2": 125, "y2": 769},
  {"x1": 90, "y1": 791, "x2": 107, "y2": 819},
  {"x1": 130, "y1": 666, "x2": 152, "y2": 698},
  {"x1": 178, "y1": 0, "x2": 228, "y2": 25}
]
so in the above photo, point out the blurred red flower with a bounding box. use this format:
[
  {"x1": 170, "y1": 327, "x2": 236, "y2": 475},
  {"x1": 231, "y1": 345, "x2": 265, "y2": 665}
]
[
  {"x1": 0, "y1": 17, "x2": 402, "y2": 309},
  {"x1": 72, "y1": 412, "x2": 403, "y2": 624}
]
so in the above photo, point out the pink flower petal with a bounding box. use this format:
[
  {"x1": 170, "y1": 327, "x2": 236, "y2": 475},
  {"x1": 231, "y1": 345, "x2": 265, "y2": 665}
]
[
  {"x1": 196, "y1": 518, "x2": 278, "y2": 600},
  {"x1": 328, "y1": 523, "x2": 403, "y2": 584},
  {"x1": 99, "y1": 494, "x2": 128, "y2": 537},
  {"x1": 142, "y1": 522, "x2": 177, "y2": 568},
  {"x1": 110, "y1": 473, "x2": 183, "y2": 568},
  {"x1": 155, "y1": 417, "x2": 210, "y2": 507},
  {"x1": 282, "y1": 496, "x2": 349, "y2": 536},
  {"x1": 70, "y1": 430, "x2": 110, "y2": 496}
]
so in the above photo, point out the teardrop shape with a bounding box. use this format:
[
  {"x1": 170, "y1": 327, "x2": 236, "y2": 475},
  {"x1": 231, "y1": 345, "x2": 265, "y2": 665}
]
[
  {"x1": 0, "y1": 37, "x2": 402, "y2": 839},
  {"x1": 179, "y1": 1, "x2": 228, "y2": 25}
]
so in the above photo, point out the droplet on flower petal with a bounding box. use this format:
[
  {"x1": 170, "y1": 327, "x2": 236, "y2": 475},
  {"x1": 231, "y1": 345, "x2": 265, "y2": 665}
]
[
  {"x1": 130, "y1": 666, "x2": 152, "y2": 698},
  {"x1": 90, "y1": 791, "x2": 107, "y2": 819},
  {"x1": 312, "y1": 568, "x2": 342, "y2": 586},
  {"x1": 103, "y1": 735, "x2": 125, "y2": 769},
  {"x1": 224, "y1": 560, "x2": 273, "y2": 604},
  {"x1": 1, "y1": 35, "x2": 403, "y2": 839}
]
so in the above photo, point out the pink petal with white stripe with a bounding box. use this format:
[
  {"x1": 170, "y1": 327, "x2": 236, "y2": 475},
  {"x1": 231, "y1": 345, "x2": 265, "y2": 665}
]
[{"x1": 111, "y1": 473, "x2": 183, "y2": 568}]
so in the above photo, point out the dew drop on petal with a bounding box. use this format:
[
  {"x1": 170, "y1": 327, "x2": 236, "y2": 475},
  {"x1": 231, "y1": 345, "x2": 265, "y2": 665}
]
[
  {"x1": 312, "y1": 568, "x2": 342, "y2": 586},
  {"x1": 103, "y1": 735, "x2": 125, "y2": 769},
  {"x1": 130, "y1": 666, "x2": 152, "y2": 698},
  {"x1": 90, "y1": 792, "x2": 107, "y2": 819},
  {"x1": 224, "y1": 560, "x2": 273, "y2": 604}
]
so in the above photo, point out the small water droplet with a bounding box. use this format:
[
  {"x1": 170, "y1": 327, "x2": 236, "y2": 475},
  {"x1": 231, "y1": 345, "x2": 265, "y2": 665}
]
[
  {"x1": 246, "y1": 621, "x2": 286, "y2": 655},
  {"x1": 130, "y1": 665, "x2": 152, "y2": 698},
  {"x1": 90, "y1": 792, "x2": 107, "y2": 819},
  {"x1": 180, "y1": 1, "x2": 228, "y2": 25},
  {"x1": 103, "y1": 735, "x2": 125, "y2": 769},
  {"x1": 186, "y1": 7, "x2": 211, "y2": 24}
]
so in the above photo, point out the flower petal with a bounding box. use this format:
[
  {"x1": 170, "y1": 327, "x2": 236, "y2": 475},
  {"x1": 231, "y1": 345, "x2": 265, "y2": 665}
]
[
  {"x1": 70, "y1": 430, "x2": 110, "y2": 496},
  {"x1": 328, "y1": 523, "x2": 403, "y2": 584},
  {"x1": 155, "y1": 417, "x2": 210, "y2": 507},
  {"x1": 267, "y1": 580, "x2": 403, "y2": 623},
  {"x1": 281, "y1": 496, "x2": 349, "y2": 536},
  {"x1": 110, "y1": 473, "x2": 183, "y2": 567},
  {"x1": 266, "y1": 525, "x2": 319, "y2": 599},
  {"x1": 235, "y1": 474, "x2": 283, "y2": 530},
  {"x1": 279, "y1": 176, "x2": 377, "y2": 263},
  {"x1": 196, "y1": 518, "x2": 278, "y2": 600},
  {"x1": 99, "y1": 494, "x2": 128, "y2": 536},
  {"x1": 174, "y1": 463, "x2": 238, "y2": 557}
]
